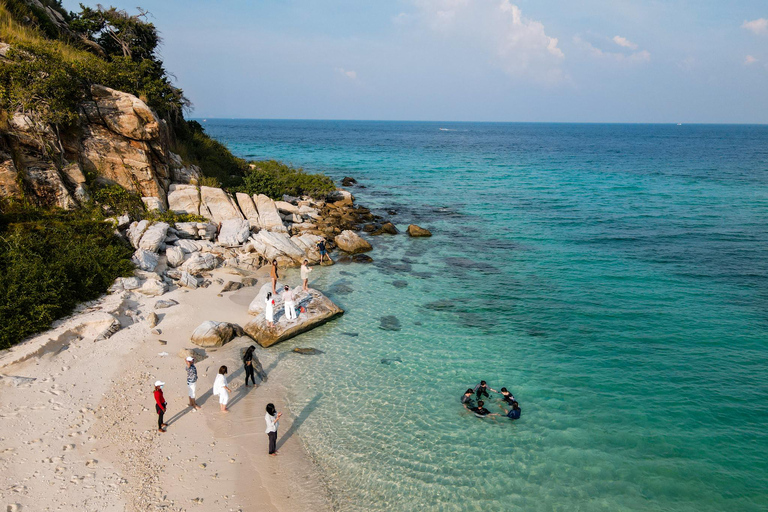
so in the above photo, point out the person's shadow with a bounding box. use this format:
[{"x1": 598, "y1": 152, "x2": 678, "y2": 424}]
[
  {"x1": 165, "y1": 366, "x2": 246, "y2": 426},
  {"x1": 276, "y1": 392, "x2": 322, "y2": 451}
]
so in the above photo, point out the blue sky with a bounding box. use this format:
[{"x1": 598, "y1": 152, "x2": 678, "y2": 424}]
[{"x1": 63, "y1": 0, "x2": 768, "y2": 123}]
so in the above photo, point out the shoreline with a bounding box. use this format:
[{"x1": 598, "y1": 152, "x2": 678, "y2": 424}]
[{"x1": 0, "y1": 266, "x2": 333, "y2": 512}]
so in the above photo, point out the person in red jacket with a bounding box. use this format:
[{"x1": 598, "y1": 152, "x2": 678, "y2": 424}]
[{"x1": 154, "y1": 380, "x2": 167, "y2": 433}]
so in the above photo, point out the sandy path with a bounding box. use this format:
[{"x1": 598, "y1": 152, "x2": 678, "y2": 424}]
[{"x1": 0, "y1": 268, "x2": 331, "y2": 512}]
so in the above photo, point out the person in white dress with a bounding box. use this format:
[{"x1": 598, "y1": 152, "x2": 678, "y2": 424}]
[
  {"x1": 265, "y1": 403, "x2": 282, "y2": 455},
  {"x1": 300, "y1": 260, "x2": 312, "y2": 291},
  {"x1": 213, "y1": 365, "x2": 230, "y2": 413},
  {"x1": 283, "y1": 285, "x2": 297, "y2": 320},
  {"x1": 265, "y1": 292, "x2": 275, "y2": 326}
]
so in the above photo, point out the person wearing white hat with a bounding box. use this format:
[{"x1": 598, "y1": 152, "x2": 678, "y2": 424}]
[
  {"x1": 213, "y1": 366, "x2": 231, "y2": 413},
  {"x1": 153, "y1": 380, "x2": 167, "y2": 432},
  {"x1": 185, "y1": 356, "x2": 201, "y2": 410}
]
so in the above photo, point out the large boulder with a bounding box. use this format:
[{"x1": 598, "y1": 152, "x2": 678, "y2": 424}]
[
  {"x1": 132, "y1": 249, "x2": 159, "y2": 272},
  {"x1": 175, "y1": 239, "x2": 201, "y2": 253},
  {"x1": 327, "y1": 189, "x2": 354, "y2": 205},
  {"x1": 138, "y1": 222, "x2": 169, "y2": 253},
  {"x1": 236, "y1": 192, "x2": 262, "y2": 230},
  {"x1": 407, "y1": 224, "x2": 432, "y2": 237},
  {"x1": 141, "y1": 196, "x2": 165, "y2": 212},
  {"x1": 167, "y1": 184, "x2": 200, "y2": 216},
  {"x1": 247, "y1": 231, "x2": 306, "y2": 265},
  {"x1": 190, "y1": 321, "x2": 239, "y2": 348},
  {"x1": 217, "y1": 218, "x2": 251, "y2": 246},
  {"x1": 174, "y1": 222, "x2": 199, "y2": 239},
  {"x1": 254, "y1": 194, "x2": 287, "y2": 232},
  {"x1": 182, "y1": 252, "x2": 218, "y2": 273},
  {"x1": 0, "y1": 150, "x2": 23, "y2": 199},
  {"x1": 248, "y1": 282, "x2": 285, "y2": 315},
  {"x1": 275, "y1": 200, "x2": 299, "y2": 214},
  {"x1": 127, "y1": 220, "x2": 149, "y2": 248},
  {"x1": 165, "y1": 246, "x2": 186, "y2": 267},
  {"x1": 137, "y1": 277, "x2": 167, "y2": 296},
  {"x1": 244, "y1": 288, "x2": 344, "y2": 347},
  {"x1": 200, "y1": 187, "x2": 243, "y2": 223},
  {"x1": 335, "y1": 230, "x2": 372, "y2": 254}
]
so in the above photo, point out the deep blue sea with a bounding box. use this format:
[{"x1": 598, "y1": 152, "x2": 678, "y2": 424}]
[{"x1": 202, "y1": 120, "x2": 768, "y2": 511}]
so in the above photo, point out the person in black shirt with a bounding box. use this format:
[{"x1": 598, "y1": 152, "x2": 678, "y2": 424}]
[
  {"x1": 243, "y1": 345, "x2": 257, "y2": 387},
  {"x1": 499, "y1": 387, "x2": 515, "y2": 405},
  {"x1": 471, "y1": 400, "x2": 497, "y2": 418}
]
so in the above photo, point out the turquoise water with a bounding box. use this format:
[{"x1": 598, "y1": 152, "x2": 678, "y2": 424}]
[{"x1": 205, "y1": 121, "x2": 768, "y2": 511}]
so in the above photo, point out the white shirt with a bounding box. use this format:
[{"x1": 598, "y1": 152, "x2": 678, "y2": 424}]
[
  {"x1": 283, "y1": 289, "x2": 294, "y2": 303},
  {"x1": 301, "y1": 265, "x2": 311, "y2": 280},
  {"x1": 213, "y1": 374, "x2": 227, "y2": 396},
  {"x1": 265, "y1": 412, "x2": 279, "y2": 433}
]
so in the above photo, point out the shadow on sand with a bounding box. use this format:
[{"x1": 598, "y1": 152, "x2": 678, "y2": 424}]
[{"x1": 277, "y1": 392, "x2": 323, "y2": 451}]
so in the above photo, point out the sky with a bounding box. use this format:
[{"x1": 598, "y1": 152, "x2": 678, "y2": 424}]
[{"x1": 62, "y1": 0, "x2": 768, "y2": 123}]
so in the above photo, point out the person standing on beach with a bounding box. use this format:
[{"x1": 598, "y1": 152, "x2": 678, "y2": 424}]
[
  {"x1": 186, "y1": 356, "x2": 201, "y2": 410},
  {"x1": 283, "y1": 285, "x2": 297, "y2": 320},
  {"x1": 265, "y1": 403, "x2": 282, "y2": 456},
  {"x1": 301, "y1": 259, "x2": 312, "y2": 291},
  {"x1": 316, "y1": 239, "x2": 332, "y2": 264},
  {"x1": 265, "y1": 292, "x2": 275, "y2": 326},
  {"x1": 243, "y1": 345, "x2": 257, "y2": 387},
  {"x1": 213, "y1": 366, "x2": 231, "y2": 413},
  {"x1": 270, "y1": 259, "x2": 279, "y2": 295},
  {"x1": 153, "y1": 381, "x2": 167, "y2": 432}
]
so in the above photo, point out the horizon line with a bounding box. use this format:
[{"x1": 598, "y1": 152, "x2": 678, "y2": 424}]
[{"x1": 188, "y1": 117, "x2": 768, "y2": 126}]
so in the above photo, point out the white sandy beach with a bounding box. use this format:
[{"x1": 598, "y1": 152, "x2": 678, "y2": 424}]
[{"x1": 0, "y1": 267, "x2": 331, "y2": 512}]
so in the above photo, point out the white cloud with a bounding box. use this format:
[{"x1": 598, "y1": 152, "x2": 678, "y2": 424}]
[
  {"x1": 575, "y1": 35, "x2": 650, "y2": 63},
  {"x1": 742, "y1": 18, "x2": 768, "y2": 35},
  {"x1": 612, "y1": 35, "x2": 638, "y2": 50},
  {"x1": 336, "y1": 67, "x2": 358, "y2": 80},
  {"x1": 744, "y1": 55, "x2": 759, "y2": 65},
  {"x1": 411, "y1": 0, "x2": 564, "y2": 82}
]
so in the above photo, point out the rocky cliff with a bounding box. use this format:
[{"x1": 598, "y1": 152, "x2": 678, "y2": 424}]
[{"x1": 0, "y1": 82, "x2": 200, "y2": 210}]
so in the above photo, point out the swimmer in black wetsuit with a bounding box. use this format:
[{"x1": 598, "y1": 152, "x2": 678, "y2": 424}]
[
  {"x1": 504, "y1": 401, "x2": 521, "y2": 420},
  {"x1": 471, "y1": 400, "x2": 497, "y2": 418},
  {"x1": 499, "y1": 387, "x2": 516, "y2": 405},
  {"x1": 474, "y1": 381, "x2": 497, "y2": 400},
  {"x1": 461, "y1": 389, "x2": 476, "y2": 409}
]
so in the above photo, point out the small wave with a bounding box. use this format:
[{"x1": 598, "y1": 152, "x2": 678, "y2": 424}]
[{"x1": 439, "y1": 128, "x2": 454, "y2": 131}]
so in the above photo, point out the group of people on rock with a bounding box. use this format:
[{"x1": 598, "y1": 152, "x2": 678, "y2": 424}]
[
  {"x1": 152, "y1": 349, "x2": 283, "y2": 455},
  {"x1": 461, "y1": 381, "x2": 522, "y2": 421},
  {"x1": 265, "y1": 238, "x2": 331, "y2": 326}
]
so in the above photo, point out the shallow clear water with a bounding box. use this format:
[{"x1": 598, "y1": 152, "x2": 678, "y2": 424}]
[{"x1": 203, "y1": 120, "x2": 768, "y2": 511}]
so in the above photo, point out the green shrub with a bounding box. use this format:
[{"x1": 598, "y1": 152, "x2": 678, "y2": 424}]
[
  {"x1": 0, "y1": 206, "x2": 134, "y2": 349},
  {"x1": 234, "y1": 160, "x2": 335, "y2": 200},
  {"x1": 90, "y1": 184, "x2": 144, "y2": 219},
  {"x1": 172, "y1": 121, "x2": 247, "y2": 188},
  {"x1": 144, "y1": 209, "x2": 207, "y2": 225}
]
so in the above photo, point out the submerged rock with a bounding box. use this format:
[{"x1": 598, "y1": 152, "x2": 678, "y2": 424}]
[
  {"x1": 381, "y1": 357, "x2": 402, "y2": 365},
  {"x1": 244, "y1": 289, "x2": 344, "y2": 348},
  {"x1": 340, "y1": 332, "x2": 359, "y2": 337},
  {"x1": 392, "y1": 280, "x2": 408, "y2": 288},
  {"x1": 293, "y1": 347, "x2": 325, "y2": 355},
  {"x1": 379, "y1": 315, "x2": 401, "y2": 331},
  {"x1": 352, "y1": 254, "x2": 374, "y2": 263}
]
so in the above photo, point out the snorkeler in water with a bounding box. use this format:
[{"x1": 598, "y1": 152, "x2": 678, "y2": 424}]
[
  {"x1": 461, "y1": 389, "x2": 476, "y2": 409},
  {"x1": 499, "y1": 387, "x2": 516, "y2": 405},
  {"x1": 474, "y1": 380, "x2": 497, "y2": 400},
  {"x1": 504, "y1": 401, "x2": 522, "y2": 420}
]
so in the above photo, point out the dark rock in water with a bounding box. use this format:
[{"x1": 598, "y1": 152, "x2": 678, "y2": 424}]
[
  {"x1": 445, "y1": 257, "x2": 500, "y2": 274},
  {"x1": 293, "y1": 347, "x2": 324, "y2": 355},
  {"x1": 411, "y1": 271, "x2": 435, "y2": 279},
  {"x1": 392, "y1": 280, "x2": 408, "y2": 288},
  {"x1": 387, "y1": 210, "x2": 398, "y2": 216},
  {"x1": 424, "y1": 299, "x2": 456, "y2": 311},
  {"x1": 527, "y1": 329, "x2": 547, "y2": 338},
  {"x1": 413, "y1": 321, "x2": 422, "y2": 326},
  {"x1": 328, "y1": 283, "x2": 354, "y2": 295},
  {"x1": 340, "y1": 332, "x2": 359, "y2": 337},
  {"x1": 380, "y1": 222, "x2": 398, "y2": 234},
  {"x1": 241, "y1": 277, "x2": 258, "y2": 287},
  {"x1": 341, "y1": 176, "x2": 357, "y2": 186},
  {"x1": 363, "y1": 223, "x2": 379, "y2": 233},
  {"x1": 352, "y1": 254, "x2": 373, "y2": 263},
  {"x1": 339, "y1": 271, "x2": 354, "y2": 276},
  {"x1": 381, "y1": 357, "x2": 402, "y2": 365},
  {"x1": 379, "y1": 315, "x2": 401, "y2": 331},
  {"x1": 221, "y1": 281, "x2": 244, "y2": 293}
]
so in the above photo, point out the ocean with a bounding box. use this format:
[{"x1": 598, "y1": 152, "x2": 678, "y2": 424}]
[{"x1": 201, "y1": 120, "x2": 768, "y2": 511}]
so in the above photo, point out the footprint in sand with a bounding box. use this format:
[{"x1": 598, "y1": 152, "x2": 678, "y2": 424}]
[
  {"x1": 63, "y1": 444, "x2": 75, "y2": 452},
  {"x1": 85, "y1": 459, "x2": 98, "y2": 467}
]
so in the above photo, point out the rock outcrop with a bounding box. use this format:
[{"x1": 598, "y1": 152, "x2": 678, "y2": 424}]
[
  {"x1": 244, "y1": 288, "x2": 344, "y2": 347},
  {"x1": 335, "y1": 230, "x2": 372, "y2": 254},
  {"x1": 407, "y1": 224, "x2": 432, "y2": 237}
]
